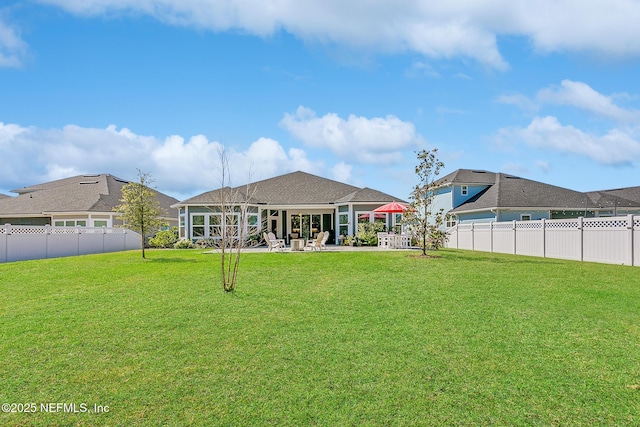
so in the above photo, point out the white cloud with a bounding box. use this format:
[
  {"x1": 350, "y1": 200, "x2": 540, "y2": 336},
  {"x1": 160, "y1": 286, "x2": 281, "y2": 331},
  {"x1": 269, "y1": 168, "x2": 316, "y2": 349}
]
[
  {"x1": 509, "y1": 0, "x2": 640, "y2": 58},
  {"x1": 330, "y1": 162, "x2": 353, "y2": 184},
  {"x1": 496, "y1": 116, "x2": 640, "y2": 166},
  {"x1": 501, "y1": 81, "x2": 640, "y2": 120},
  {"x1": 280, "y1": 106, "x2": 422, "y2": 164},
  {"x1": 0, "y1": 16, "x2": 27, "y2": 67},
  {"x1": 534, "y1": 160, "x2": 551, "y2": 173},
  {"x1": 406, "y1": 60, "x2": 440, "y2": 78},
  {"x1": 33, "y1": 1, "x2": 640, "y2": 68},
  {"x1": 537, "y1": 80, "x2": 640, "y2": 123},
  {"x1": 0, "y1": 121, "x2": 318, "y2": 199},
  {"x1": 496, "y1": 92, "x2": 539, "y2": 113}
]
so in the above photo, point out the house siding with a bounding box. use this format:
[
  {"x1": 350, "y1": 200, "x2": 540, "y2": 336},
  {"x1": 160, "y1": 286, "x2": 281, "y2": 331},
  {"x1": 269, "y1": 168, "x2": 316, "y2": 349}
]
[
  {"x1": 452, "y1": 185, "x2": 489, "y2": 208},
  {"x1": 431, "y1": 188, "x2": 453, "y2": 219},
  {"x1": 497, "y1": 210, "x2": 549, "y2": 222},
  {"x1": 457, "y1": 211, "x2": 496, "y2": 223}
]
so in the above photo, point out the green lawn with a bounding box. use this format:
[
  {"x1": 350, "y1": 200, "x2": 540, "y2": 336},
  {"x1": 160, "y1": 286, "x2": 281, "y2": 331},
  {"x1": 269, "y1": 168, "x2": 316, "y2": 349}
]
[{"x1": 1, "y1": 249, "x2": 640, "y2": 426}]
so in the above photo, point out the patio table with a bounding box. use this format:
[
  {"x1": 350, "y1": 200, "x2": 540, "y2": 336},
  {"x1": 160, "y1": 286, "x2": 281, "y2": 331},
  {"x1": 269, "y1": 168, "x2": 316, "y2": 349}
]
[
  {"x1": 389, "y1": 234, "x2": 411, "y2": 249},
  {"x1": 291, "y1": 238, "x2": 305, "y2": 251}
]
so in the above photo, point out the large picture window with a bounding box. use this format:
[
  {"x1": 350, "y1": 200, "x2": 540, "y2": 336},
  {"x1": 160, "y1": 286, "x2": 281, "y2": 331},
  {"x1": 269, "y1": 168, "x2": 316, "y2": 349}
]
[{"x1": 191, "y1": 209, "x2": 258, "y2": 240}]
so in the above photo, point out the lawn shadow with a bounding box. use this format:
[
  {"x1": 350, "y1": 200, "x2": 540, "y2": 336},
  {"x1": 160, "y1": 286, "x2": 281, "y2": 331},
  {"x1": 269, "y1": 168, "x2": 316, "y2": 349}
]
[
  {"x1": 146, "y1": 256, "x2": 201, "y2": 264},
  {"x1": 443, "y1": 249, "x2": 565, "y2": 265}
]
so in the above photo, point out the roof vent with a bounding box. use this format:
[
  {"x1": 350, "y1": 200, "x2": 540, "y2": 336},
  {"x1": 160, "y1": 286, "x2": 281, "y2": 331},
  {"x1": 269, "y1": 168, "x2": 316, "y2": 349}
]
[
  {"x1": 114, "y1": 178, "x2": 129, "y2": 184},
  {"x1": 79, "y1": 181, "x2": 99, "y2": 185},
  {"x1": 82, "y1": 174, "x2": 100, "y2": 177},
  {"x1": 504, "y1": 176, "x2": 520, "y2": 179},
  {"x1": 471, "y1": 170, "x2": 486, "y2": 173}
]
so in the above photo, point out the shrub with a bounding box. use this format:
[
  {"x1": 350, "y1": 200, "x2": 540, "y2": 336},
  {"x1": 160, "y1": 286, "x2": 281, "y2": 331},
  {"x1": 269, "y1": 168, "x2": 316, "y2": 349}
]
[
  {"x1": 173, "y1": 239, "x2": 196, "y2": 249},
  {"x1": 356, "y1": 222, "x2": 386, "y2": 246},
  {"x1": 427, "y1": 228, "x2": 449, "y2": 250},
  {"x1": 149, "y1": 227, "x2": 180, "y2": 248}
]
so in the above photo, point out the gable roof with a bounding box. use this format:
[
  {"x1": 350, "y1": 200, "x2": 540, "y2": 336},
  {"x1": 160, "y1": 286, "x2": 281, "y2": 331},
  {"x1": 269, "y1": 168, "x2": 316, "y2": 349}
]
[
  {"x1": 436, "y1": 169, "x2": 497, "y2": 186},
  {"x1": 176, "y1": 171, "x2": 403, "y2": 206},
  {"x1": 446, "y1": 169, "x2": 640, "y2": 214},
  {"x1": 587, "y1": 186, "x2": 640, "y2": 207},
  {"x1": 450, "y1": 173, "x2": 588, "y2": 213},
  {"x1": 0, "y1": 174, "x2": 178, "y2": 218}
]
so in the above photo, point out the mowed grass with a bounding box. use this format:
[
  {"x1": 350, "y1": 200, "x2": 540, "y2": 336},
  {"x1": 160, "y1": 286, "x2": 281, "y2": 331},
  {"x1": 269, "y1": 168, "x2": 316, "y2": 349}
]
[{"x1": 1, "y1": 249, "x2": 640, "y2": 426}]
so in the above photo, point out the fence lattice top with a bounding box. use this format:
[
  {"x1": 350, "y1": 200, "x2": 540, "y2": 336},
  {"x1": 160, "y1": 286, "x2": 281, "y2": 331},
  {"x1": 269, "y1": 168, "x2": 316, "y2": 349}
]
[{"x1": 1, "y1": 225, "x2": 129, "y2": 234}]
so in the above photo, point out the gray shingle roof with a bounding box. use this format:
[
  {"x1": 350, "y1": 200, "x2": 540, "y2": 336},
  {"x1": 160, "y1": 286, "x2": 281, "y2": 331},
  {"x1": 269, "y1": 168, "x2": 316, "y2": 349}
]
[
  {"x1": 436, "y1": 169, "x2": 496, "y2": 186},
  {"x1": 335, "y1": 187, "x2": 403, "y2": 203},
  {"x1": 0, "y1": 174, "x2": 178, "y2": 217},
  {"x1": 588, "y1": 186, "x2": 640, "y2": 207},
  {"x1": 177, "y1": 171, "x2": 404, "y2": 206},
  {"x1": 447, "y1": 170, "x2": 640, "y2": 213}
]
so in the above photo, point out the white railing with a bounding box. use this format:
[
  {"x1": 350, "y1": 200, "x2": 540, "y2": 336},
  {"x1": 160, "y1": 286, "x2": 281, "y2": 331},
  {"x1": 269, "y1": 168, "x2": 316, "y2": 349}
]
[
  {"x1": 0, "y1": 225, "x2": 142, "y2": 263},
  {"x1": 446, "y1": 215, "x2": 639, "y2": 267}
]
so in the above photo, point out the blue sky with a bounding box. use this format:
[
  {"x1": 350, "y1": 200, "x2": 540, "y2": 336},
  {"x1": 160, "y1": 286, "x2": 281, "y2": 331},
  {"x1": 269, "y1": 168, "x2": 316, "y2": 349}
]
[{"x1": 1, "y1": 1, "x2": 640, "y2": 201}]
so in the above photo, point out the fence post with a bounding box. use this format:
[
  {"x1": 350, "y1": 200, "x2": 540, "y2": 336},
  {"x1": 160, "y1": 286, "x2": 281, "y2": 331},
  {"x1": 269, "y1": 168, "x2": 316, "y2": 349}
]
[
  {"x1": 578, "y1": 217, "x2": 584, "y2": 262},
  {"x1": 541, "y1": 218, "x2": 546, "y2": 258},
  {"x1": 455, "y1": 224, "x2": 459, "y2": 249},
  {"x1": 45, "y1": 225, "x2": 51, "y2": 259},
  {"x1": 490, "y1": 221, "x2": 494, "y2": 253},
  {"x1": 628, "y1": 214, "x2": 634, "y2": 266},
  {"x1": 512, "y1": 220, "x2": 517, "y2": 255},
  {"x1": 3, "y1": 224, "x2": 8, "y2": 263},
  {"x1": 471, "y1": 222, "x2": 475, "y2": 251}
]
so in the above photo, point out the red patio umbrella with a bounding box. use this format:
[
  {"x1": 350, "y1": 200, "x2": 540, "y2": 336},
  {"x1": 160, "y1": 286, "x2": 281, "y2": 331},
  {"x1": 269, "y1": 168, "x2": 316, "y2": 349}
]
[
  {"x1": 373, "y1": 201, "x2": 409, "y2": 213},
  {"x1": 359, "y1": 213, "x2": 386, "y2": 220}
]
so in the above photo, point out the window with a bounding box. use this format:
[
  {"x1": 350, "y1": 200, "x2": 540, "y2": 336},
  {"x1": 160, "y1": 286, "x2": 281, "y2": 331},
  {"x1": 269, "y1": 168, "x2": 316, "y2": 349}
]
[
  {"x1": 461, "y1": 185, "x2": 468, "y2": 196},
  {"x1": 520, "y1": 214, "x2": 531, "y2": 221},
  {"x1": 224, "y1": 213, "x2": 239, "y2": 239},
  {"x1": 357, "y1": 212, "x2": 371, "y2": 224},
  {"x1": 94, "y1": 220, "x2": 108, "y2": 227},
  {"x1": 192, "y1": 215, "x2": 205, "y2": 237},
  {"x1": 208, "y1": 214, "x2": 222, "y2": 238},
  {"x1": 179, "y1": 214, "x2": 186, "y2": 238},
  {"x1": 338, "y1": 213, "x2": 349, "y2": 236},
  {"x1": 54, "y1": 220, "x2": 87, "y2": 227},
  {"x1": 247, "y1": 213, "x2": 259, "y2": 237},
  {"x1": 192, "y1": 212, "x2": 251, "y2": 240}
]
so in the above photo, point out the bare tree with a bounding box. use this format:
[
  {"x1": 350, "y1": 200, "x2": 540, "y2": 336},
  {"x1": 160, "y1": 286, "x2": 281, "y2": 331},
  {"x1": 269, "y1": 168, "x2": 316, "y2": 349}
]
[
  {"x1": 403, "y1": 148, "x2": 446, "y2": 255},
  {"x1": 114, "y1": 170, "x2": 167, "y2": 259},
  {"x1": 212, "y1": 149, "x2": 257, "y2": 292}
]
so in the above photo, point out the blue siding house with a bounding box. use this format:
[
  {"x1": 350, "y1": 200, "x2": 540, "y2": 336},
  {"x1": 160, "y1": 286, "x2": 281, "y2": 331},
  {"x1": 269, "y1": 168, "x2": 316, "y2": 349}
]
[{"x1": 432, "y1": 169, "x2": 640, "y2": 225}]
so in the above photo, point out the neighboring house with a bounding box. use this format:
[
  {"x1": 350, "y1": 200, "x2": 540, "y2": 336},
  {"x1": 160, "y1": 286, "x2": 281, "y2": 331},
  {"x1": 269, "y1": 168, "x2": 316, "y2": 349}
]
[
  {"x1": 0, "y1": 174, "x2": 179, "y2": 228},
  {"x1": 172, "y1": 171, "x2": 405, "y2": 243},
  {"x1": 432, "y1": 169, "x2": 640, "y2": 225}
]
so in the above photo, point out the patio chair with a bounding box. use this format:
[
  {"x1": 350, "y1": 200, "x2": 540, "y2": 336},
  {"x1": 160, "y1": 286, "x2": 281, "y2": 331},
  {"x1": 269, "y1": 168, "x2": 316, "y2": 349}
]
[
  {"x1": 377, "y1": 232, "x2": 390, "y2": 249},
  {"x1": 305, "y1": 231, "x2": 324, "y2": 251},
  {"x1": 264, "y1": 232, "x2": 285, "y2": 252},
  {"x1": 320, "y1": 231, "x2": 330, "y2": 250}
]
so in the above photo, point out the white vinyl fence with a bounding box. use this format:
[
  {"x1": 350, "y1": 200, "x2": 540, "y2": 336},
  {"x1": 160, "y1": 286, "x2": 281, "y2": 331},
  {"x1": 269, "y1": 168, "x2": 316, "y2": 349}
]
[
  {"x1": 447, "y1": 215, "x2": 639, "y2": 267},
  {"x1": 0, "y1": 225, "x2": 141, "y2": 263}
]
